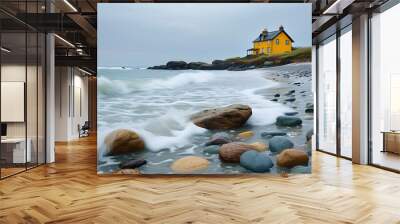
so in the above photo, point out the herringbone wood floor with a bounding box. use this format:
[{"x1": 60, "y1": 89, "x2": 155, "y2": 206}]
[{"x1": 1, "y1": 135, "x2": 400, "y2": 224}]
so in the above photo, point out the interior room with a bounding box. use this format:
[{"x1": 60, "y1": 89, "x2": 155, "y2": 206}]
[
  {"x1": 370, "y1": 3, "x2": 400, "y2": 171},
  {"x1": 0, "y1": 11, "x2": 46, "y2": 178},
  {"x1": 0, "y1": 0, "x2": 400, "y2": 223}
]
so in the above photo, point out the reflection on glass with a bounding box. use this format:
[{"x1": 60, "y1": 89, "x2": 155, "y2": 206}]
[
  {"x1": 1, "y1": 32, "x2": 27, "y2": 177},
  {"x1": 27, "y1": 31, "x2": 38, "y2": 169},
  {"x1": 318, "y1": 36, "x2": 337, "y2": 154},
  {"x1": 0, "y1": 1, "x2": 47, "y2": 179},
  {"x1": 371, "y1": 3, "x2": 400, "y2": 171},
  {"x1": 340, "y1": 28, "x2": 352, "y2": 158},
  {"x1": 38, "y1": 33, "x2": 46, "y2": 165}
]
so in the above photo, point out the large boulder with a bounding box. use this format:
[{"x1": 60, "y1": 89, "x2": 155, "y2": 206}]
[
  {"x1": 276, "y1": 116, "x2": 302, "y2": 127},
  {"x1": 198, "y1": 63, "x2": 216, "y2": 70},
  {"x1": 227, "y1": 64, "x2": 248, "y2": 71},
  {"x1": 104, "y1": 129, "x2": 145, "y2": 156},
  {"x1": 166, "y1": 61, "x2": 187, "y2": 70},
  {"x1": 191, "y1": 104, "x2": 252, "y2": 130},
  {"x1": 205, "y1": 132, "x2": 232, "y2": 146},
  {"x1": 219, "y1": 142, "x2": 254, "y2": 163},
  {"x1": 188, "y1": 62, "x2": 207, "y2": 70},
  {"x1": 268, "y1": 136, "x2": 294, "y2": 154},
  {"x1": 171, "y1": 156, "x2": 209, "y2": 173},
  {"x1": 240, "y1": 150, "x2": 273, "y2": 173},
  {"x1": 277, "y1": 149, "x2": 309, "y2": 168},
  {"x1": 211, "y1": 60, "x2": 233, "y2": 70}
]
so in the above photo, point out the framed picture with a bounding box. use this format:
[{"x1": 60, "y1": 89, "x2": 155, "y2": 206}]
[{"x1": 97, "y1": 3, "x2": 312, "y2": 175}]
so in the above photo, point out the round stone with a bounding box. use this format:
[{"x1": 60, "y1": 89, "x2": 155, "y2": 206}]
[
  {"x1": 240, "y1": 150, "x2": 273, "y2": 173},
  {"x1": 171, "y1": 156, "x2": 209, "y2": 173}
]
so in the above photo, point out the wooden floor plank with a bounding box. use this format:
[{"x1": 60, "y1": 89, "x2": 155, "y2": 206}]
[{"x1": 0, "y1": 135, "x2": 400, "y2": 223}]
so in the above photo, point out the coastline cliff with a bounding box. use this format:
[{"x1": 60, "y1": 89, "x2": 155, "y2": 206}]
[{"x1": 148, "y1": 47, "x2": 311, "y2": 71}]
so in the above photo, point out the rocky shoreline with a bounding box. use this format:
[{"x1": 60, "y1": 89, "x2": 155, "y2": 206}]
[
  {"x1": 98, "y1": 63, "x2": 313, "y2": 175},
  {"x1": 148, "y1": 60, "x2": 256, "y2": 71},
  {"x1": 148, "y1": 48, "x2": 311, "y2": 71}
]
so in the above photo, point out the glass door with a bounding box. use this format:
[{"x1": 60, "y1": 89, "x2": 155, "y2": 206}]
[
  {"x1": 317, "y1": 35, "x2": 337, "y2": 155},
  {"x1": 339, "y1": 26, "x2": 352, "y2": 159},
  {"x1": 370, "y1": 3, "x2": 400, "y2": 171},
  {"x1": 1, "y1": 30, "x2": 28, "y2": 178},
  {"x1": 0, "y1": 1, "x2": 47, "y2": 179}
]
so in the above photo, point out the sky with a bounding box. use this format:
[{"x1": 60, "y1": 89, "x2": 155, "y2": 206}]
[{"x1": 98, "y1": 3, "x2": 311, "y2": 67}]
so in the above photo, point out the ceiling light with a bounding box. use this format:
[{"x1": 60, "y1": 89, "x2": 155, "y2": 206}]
[
  {"x1": 1, "y1": 47, "x2": 11, "y2": 53},
  {"x1": 78, "y1": 67, "x2": 92, "y2": 76},
  {"x1": 63, "y1": 0, "x2": 78, "y2": 12},
  {"x1": 323, "y1": 0, "x2": 355, "y2": 15},
  {"x1": 54, "y1": 34, "x2": 75, "y2": 48}
]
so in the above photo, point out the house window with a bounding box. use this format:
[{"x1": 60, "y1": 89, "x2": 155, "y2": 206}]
[
  {"x1": 267, "y1": 48, "x2": 271, "y2": 53},
  {"x1": 275, "y1": 39, "x2": 279, "y2": 45},
  {"x1": 285, "y1": 40, "x2": 289, "y2": 45}
]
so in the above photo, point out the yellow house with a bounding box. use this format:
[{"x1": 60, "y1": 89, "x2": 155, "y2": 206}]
[{"x1": 247, "y1": 26, "x2": 294, "y2": 56}]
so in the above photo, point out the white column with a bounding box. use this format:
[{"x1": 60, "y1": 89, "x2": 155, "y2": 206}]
[
  {"x1": 352, "y1": 14, "x2": 369, "y2": 164},
  {"x1": 46, "y1": 33, "x2": 55, "y2": 163}
]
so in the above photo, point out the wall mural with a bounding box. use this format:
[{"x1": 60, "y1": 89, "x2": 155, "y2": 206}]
[{"x1": 97, "y1": 3, "x2": 313, "y2": 175}]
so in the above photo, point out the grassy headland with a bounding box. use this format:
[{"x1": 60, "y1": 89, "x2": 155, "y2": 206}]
[{"x1": 148, "y1": 47, "x2": 311, "y2": 71}]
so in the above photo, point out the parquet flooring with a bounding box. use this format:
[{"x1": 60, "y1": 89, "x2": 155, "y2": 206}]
[{"x1": 1, "y1": 135, "x2": 400, "y2": 224}]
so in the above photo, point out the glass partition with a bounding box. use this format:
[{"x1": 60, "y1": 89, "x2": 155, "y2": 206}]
[
  {"x1": 0, "y1": 1, "x2": 46, "y2": 179},
  {"x1": 38, "y1": 32, "x2": 45, "y2": 165},
  {"x1": 339, "y1": 26, "x2": 352, "y2": 158},
  {"x1": 370, "y1": 3, "x2": 400, "y2": 171},
  {"x1": 1, "y1": 31, "x2": 28, "y2": 177},
  {"x1": 317, "y1": 35, "x2": 337, "y2": 154},
  {"x1": 27, "y1": 30, "x2": 38, "y2": 169}
]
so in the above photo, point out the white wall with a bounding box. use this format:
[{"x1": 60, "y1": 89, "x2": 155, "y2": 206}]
[
  {"x1": 55, "y1": 67, "x2": 89, "y2": 141},
  {"x1": 1, "y1": 63, "x2": 46, "y2": 164}
]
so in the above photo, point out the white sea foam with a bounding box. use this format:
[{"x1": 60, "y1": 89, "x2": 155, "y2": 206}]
[
  {"x1": 149, "y1": 159, "x2": 174, "y2": 165},
  {"x1": 145, "y1": 71, "x2": 215, "y2": 89},
  {"x1": 98, "y1": 76, "x2": 131, "y2": 96},
  {"x1": 99, "y1": 108, "x2": 207, "y2": 153},
  {"x1": 241, "y1": 86, "x2": 293, "y2": 126},
  {"x1": 98, "y1": 69, "x2": 292, "y2": 154}
]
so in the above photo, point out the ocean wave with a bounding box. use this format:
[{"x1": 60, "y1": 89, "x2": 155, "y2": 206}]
[
  {"x1": 144, "y1": 71, "x2": 215, "y2": 89},
  {"x1": 98, "y1": 69, "x2": 293, "y2": 154},
  {"x1": 98, "y1": 76, "x2": 131, "y2": 96},
  {"x1": 99, "y1": 108, "x2": 207, "y2": 153},
  {"x1": 241, "y1": 85, "x2": 292, "y2": 126}
]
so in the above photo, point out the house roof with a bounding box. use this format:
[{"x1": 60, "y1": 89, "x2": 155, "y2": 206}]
[{"x1": 253, "y1": 29, "x2": 294, "y2": 43}]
